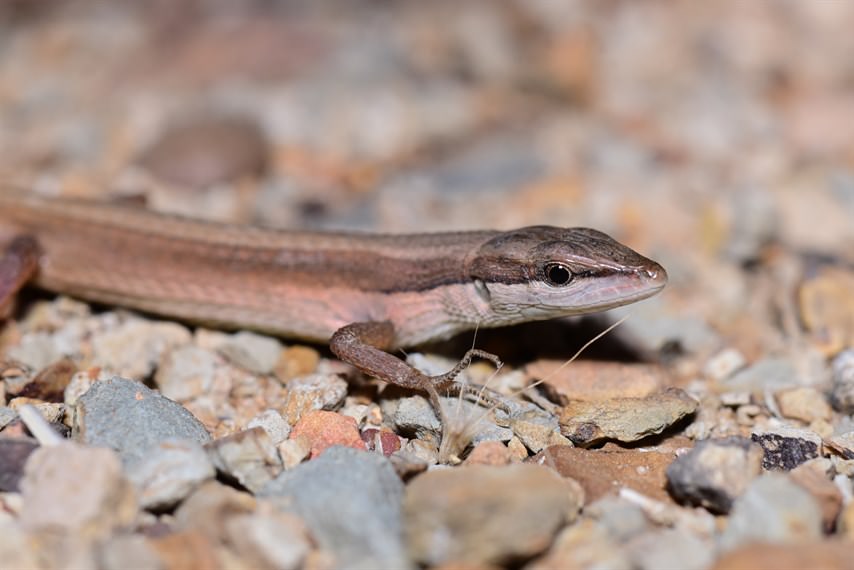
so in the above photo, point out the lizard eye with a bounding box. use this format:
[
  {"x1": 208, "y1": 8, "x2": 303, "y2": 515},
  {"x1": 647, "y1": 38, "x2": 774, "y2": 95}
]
[{"x1": 543, "y1": 263, "x2": 573, "y2": 286}]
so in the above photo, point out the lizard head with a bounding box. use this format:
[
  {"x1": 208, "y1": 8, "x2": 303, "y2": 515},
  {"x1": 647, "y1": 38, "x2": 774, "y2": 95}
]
[{"x1": 465, "y1": 226, "x2": 667, "y2": 326}]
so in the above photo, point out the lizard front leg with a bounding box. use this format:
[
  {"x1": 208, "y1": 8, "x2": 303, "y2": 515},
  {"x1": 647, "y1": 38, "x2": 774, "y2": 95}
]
[
  {"x1": 0, "y1": 236, "x2": 40, "y2": 319},
  {"x1": 329, "y1": 321, "x2": 507, "y2": 453}
]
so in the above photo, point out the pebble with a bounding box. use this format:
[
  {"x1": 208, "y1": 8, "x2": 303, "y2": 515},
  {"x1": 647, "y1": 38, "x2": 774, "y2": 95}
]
[
  {"x1": 15, "y1": 357, "x2": 76, "y2": 402},
  {"x1": 288, "y1": 410, "x2": 367, "y2": 458},
  {"x1": 90, "y1": 318, "x2": 192, "y2": 380},
  {"x1": 0, "y1": 437, "x2": 39, "y2": 492},
  {"x1": 666, "y1": 436, "x2": 763, "y2": 513},
  {"x1": 174, "y1": 480, "x2": 256, "y2": 540},
  {"x1": 525, "y1": 360, "x2": 665, "y2": 401},
  {"x1": 19, "y1": 441, "x2": 138, "y2": 540},
  {"x1": 0, "y1": 406, "x2": 17, "y2": 429},
  {"x1": 247, "y1": 409, "x2": 291, "y2": 445},
  {"x1": 528, "y1": 519, "x2": 632, "y2": 570},
  {"x1": 360, "y1": 427, "x2": 402, "y2": 456},
  {"x1": 719, "y1": 473, "x2": 823, "y2": 551},
  {"x1": 625, "y1": 528, "x2": 715, "y2": 570},
  {"x1": 281, "y1": 373, "x2": 348, "y2": 425},
  {"x1": 138, "y1": 115, "x2": 269, "y2": 188},
  {"x1": 830, "y1": 349, "x2": 854, "y2": 413},
  {"x1": 789, "y1": 459, "x2": 843, "y2": 531},
  {"x1": 223, "y1": 505, "x2": 312, "y2": 570},
  {"x1": 215, "y1": 331, "x2": 283, "y2": 375},
  {"x1": 463, "y1": 440, "x2": 516, "y2": 466},
  {"x1": 534, "y1": 444, "x2": 673, "y2": 504},
  {"x1": 0, "y1": 521, "x2": 41, "y2": 569},
  {"x1": 584, "y1": 496, "x2": 650, "y2": 541},
  {"x1": 750, "y1": 425, "x2": 821, "y2": 470},
  {"x1": 702, "y1": 348, "x2": 747, "y2": 382},
  {"x1": 404, "y1": 463, "x2": 583, "y2": 566},
  {"x1": 154, "y1": 345, "x2": 219, "y2": 402},
  {"x1": 73, "y1": 376, "x2": 212, "y2": 466},
  {"x1": 776, "y1": 386, "x2": 833, "y2": 423},
  {"x1": 718, "y1": 357, "x2": 801, "y2": 393},
  {"x1": 559, "y1": 387, "x2": 698, "y2": 446},
  {"x1": 260, "y1": 447, "x2": 409, "y2": 569},
  {"x1": 827, "y1": 431, "x2": 854, "y2": 459},
  {"x1": 98, "y1": 534, "x2": 164, "y2": 570},
  {"x1": 275, "y1": 345, "x2": 320, "y2": 381},
  {"x1": 206, "y1": 427, "x2": 283, "y2": 493},
  {"x1": 126, "y1": 438, "x2": 215, "y2": 511},
  {"x1": 713, "y1": 540, "x2": 854, "y2": 570},
  {"x1": 277, "y1": 436, "x2": 312, "y2": 470},
  {"x1": 797, "y1": 266, "x2": 854, "y2": 356}
]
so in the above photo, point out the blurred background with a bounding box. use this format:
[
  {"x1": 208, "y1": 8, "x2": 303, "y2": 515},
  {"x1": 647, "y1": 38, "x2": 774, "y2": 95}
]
[{"x1": 1, "y1": 0, "x2": 852, "y2": 371}]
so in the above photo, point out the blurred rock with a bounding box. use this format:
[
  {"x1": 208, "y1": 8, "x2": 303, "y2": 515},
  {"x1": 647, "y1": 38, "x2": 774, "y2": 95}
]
[
  {"x1": 776, "y1": 386, "x2": 833, "y2": 423},
  {"x1": 215, "y1": 331, "x2": 282, "y2": 375},
  {"x1": 126, "y1": 438, "x2": 215, "y2": 511},
  {"x1": 248, "y1": 409, "x2": 291, "y2": 445},
  {"x1": 720, "y1": 473, "x2": 822, "y2": 551},
  {"x1": 155, "y1": 345, "x2": 219, "y2": 402},
  {"x1": 404, "y1": 463, "x2": 582, "y2": 566},
  {"x1": 713, "y1": 540, "x2": 854, "y2": 570},
  {"x1": 206, "y1": 427, "x2": 282, "y2": 493},
  {"x1": 830, "y1": 349, "x2": 854, "y2": 413},
  {"x1": 0, "y1": 437, "x2": 38, "y2": 492},
  {"x1": 260, "y1": 447, "x2": 408, "y2": 569},
  {"x1": 625, "y1": 528, "x2": 715, "y2": 570},
  {"x1": 288, "y1": 410, "x2": 366, "y2": 459},
  {"x1": 666, "y1": 436, "x2": 763, "y2": 513},
  {"x1": 74, "y1": 376, "x2": 211, "y2": 466},
  {"x1": 525, "y1": 360, "x2": 666, "y2": 401}
]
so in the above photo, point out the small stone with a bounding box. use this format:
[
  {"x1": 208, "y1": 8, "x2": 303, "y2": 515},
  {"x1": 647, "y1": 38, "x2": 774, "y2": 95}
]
[
  {"x1": 719, "y1": 391, "x2": 751, "y2": 407},
  {"x1": 224, "y1": 506, "x2": 312, "y2": 570},
  {"x1": 511, "y1": 411, "x2": 567, "y2": 454},
  {"x1": 751, "y1": 426, "x2": 821, "y2": 470},
  {"x1": 74, "y1": 376, "x2": 211, "y2": 466},
  {"x1": 666, "y1": 436, "x2": 764, "y2": 513},
  {"x1": 830, "y1": 349, "x2": 854, "y2": 413},
  {"x1": 260, "y1": 447, "x2": 408, "y2": 569},
  {"x1": 713, "y1": 541, "x2": 854, "y2": 570},
  {"x1": 464, "y1": 440, "x2": 515, "y2": 466},
  {"x1": 289, "y1": 411, "x2": 366, "y2": 459},
  {"x1": 281, "y1": 374, "x2": 348, "y2": 425},
  {"x1": 525, "y1": 360, "x2": 665, "y2": 402},
  {"x1": 534, "y1": 445, "x2": 673, "y2": 504},
  {"x1": 719, "y1": 357, "x2": 800, "y2": 393},
  {"x1": 91, "y1": 318, "x2": 192, "y2": 380},
  {"x1": 8, "y1": 399, "x2": 64, "y2": 424},
  {"x1": 277, "y1": 436, "x2": 311, "y2": 470},
  {"x1": 155, "y1": 345, "x2": 219, "y2": 402},
  {"x1": 20, "y1": 441, "x2": 138, "y2": 540},
  {"x1": 216, "y1": 331, "x2": 282, "y2": 375},
  {"x1": 404, "y1": 463, "x2": 582, "y2": 566},
  {"x1": 0, "y1": 437, "x2": 39, "y2": 492},
  {"x1": 126, "y1": 438, "x2": 216, "y2": 511},
  {"x1": 584, "y1": 496, "x2": 650, "y2": 541},
  {"x1": 529, "y1": 518, "x2": 631, "y2": 570},
  {"x1": 559, "y1": 388, "x2": 697, "y2": 446},
  {"x1": 248, "y1": 409, "x2": 291, "y2": 445},
  {"x1": 206, "y1": 427, "x2": 282, "y2": 493},
  {"x1": 625, "y1": 528, "x2": 715, "y2": 570},
  {"x1": 790, "y1": 459, "x2": 843, "y2": 531},
  {"x1": 275, "y1": 345, "x2": 320, "y2": 380},
  {"x1": 360, "y1": 428, "x2": 402, "y2": 456},
  {"x1": 0, "y1": 406, "x2": 17, "y2": 429},
  {"x1": 174, "y1": 480, "x2": 256, "y2": 541},
  {"x1": 776, "y1": 386, "x2": 832, "y2": 423},
  {"x1": 16, "y1": 357, "x2": 76, "y2": 402},
  {"x1": 63, "y1": 368, "x2": 103, "y2": 407},
  {"x1": 702, "y1": 348, "x2": 747, "y2": 382},
  {"x1": 827, "y1": 431, "x2": 854, "y2": 459},
  {"x1": 148, "y1": 530, "x2": 221, "y2": 570},
  {"x1": 720, "y1": 473, "x2": 822, "y2": 551},
  {"x1": 798, "y1": 265, "x2": 854, "y2": 356},
  {"x1": 138, "y1": 115, "x2": 269, "y2": 188}
]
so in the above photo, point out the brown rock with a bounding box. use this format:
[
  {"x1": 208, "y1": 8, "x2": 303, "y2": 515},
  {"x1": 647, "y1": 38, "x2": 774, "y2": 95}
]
[
  {"x1": 526, "y1": 360, "x2": 666, "y2": 402},
  {"x1": 289, "y1": 410, "x2": 367, "y2": 459},
  {"x1": 174, "y1": 480, "x2": 256, "y2": 542},
  {"x1": 776, "y1": 387, "x2": 833, "y2": 423},
  {"x1": 534, "y1": 445, "x2": 674, "y2": 504},
  {"x1": 559, "y1": 388, "x2": 697, "y2": 446},
  {"x1": 790, "y1": 460, "x2": 843, "y2": 531},
  {"x1": 528, "y1": 519, "x2": 631, "y2": 570},
  {"x1": 712, "y1": 540, "x2": 854, "y2": 570},
  {"x1": 138, "y1": 116, "x2": 269, "y2": 189},
  {"x1": 404, "y1": 464, "x2": 583, "y2": 566},
  {"x1": 798, "y1": 265, "x2": 854, "y2": 356},
  {"x1": 276, "y1": 345, "x2": 320, "y2": 380},
  {"x1": 20, "y1": 441, "x2": 138, "y2": 540},
  {"x1": 463, "y1": 440, "x2": 515, "y2": 466},
  {"x1": 149, "y1": 530, "x2": 221, "y2": 570}
]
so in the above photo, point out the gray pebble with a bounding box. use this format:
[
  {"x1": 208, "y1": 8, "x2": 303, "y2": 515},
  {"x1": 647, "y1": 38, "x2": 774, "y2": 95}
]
[
  {"x1": 721, "y1": 358, "x2": 800, "y2": 393},
  {"x1": 73, "y1": 376, "x2": 211, "y2": 465},
  {"x1": 126, "y1": 438, "x2": 215, "y2": 511},
  {"x1": 206, "y1": 427, "x2": 282, "y2": 494},
  {"x1": 259, "y1": 446, "x2": 409, "y2": 570},
  {"x1": 720, "y1": 473, "x2": 822, "y2": 551},
  {"x1": 666, "y1": 436, "x2": 763, "y2": 513},
  {"x1": 216, "y1": 331, "x2": 282, "y2": 375},
  {"x1": 831, "y1": 349, "x2": 854, "y2": 413}
]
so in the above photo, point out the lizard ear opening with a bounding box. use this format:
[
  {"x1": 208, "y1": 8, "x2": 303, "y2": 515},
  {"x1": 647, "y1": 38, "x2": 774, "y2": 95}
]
[{"x1": 473, "y1": 278, "x2": 491, "y2": 302}]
